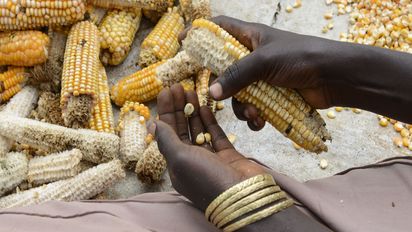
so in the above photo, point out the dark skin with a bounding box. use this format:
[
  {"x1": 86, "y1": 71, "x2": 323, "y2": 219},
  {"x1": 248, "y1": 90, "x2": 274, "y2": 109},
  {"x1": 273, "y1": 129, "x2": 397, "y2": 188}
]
[{"x1": 154, "y1": 16, "x2": 412, "y2": 231}]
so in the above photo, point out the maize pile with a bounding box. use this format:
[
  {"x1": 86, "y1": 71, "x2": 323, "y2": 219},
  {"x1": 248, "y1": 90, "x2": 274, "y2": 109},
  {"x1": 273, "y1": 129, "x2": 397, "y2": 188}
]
[
  {"x1": 111, "y1": 51, "x2": 202, "y2": 106},
  {"x1": 0, "y1": 67, "x2": 28, "y2": 104},
  {"x1": 135, "y1": 141, "x2": 167, "y2": 184},
  {"x1": 0, "y1": 0, "x2": 86, "y2": 31},
  {"x1": 0, "y1": 86, "x2": 39, "y2": 157},
  {"x1": 183, "y1": 19, "x2": 331, "y2": 153},
  {"x1": 138, "y1": 7, "x2": 184, "y2": 67},
  {"x1": 89, "y1": 0, "x2": 174, "y2": 11},
  {"x1": 180, "y1": 0, "x2": 211, "y2": 22},
  {"x1": 61, "y1": 21, "x2": 100, "y2": 129},
  {"x1": 0, "y1": 152, "x2": 28, "y2": 196},
  {"x1": 99, "y1": 9, "x2": 142, "y2": 66}
]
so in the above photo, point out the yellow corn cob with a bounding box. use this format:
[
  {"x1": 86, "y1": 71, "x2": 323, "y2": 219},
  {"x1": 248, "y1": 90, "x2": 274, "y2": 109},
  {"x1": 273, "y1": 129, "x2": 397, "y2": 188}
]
[
  {"x1": 0, "y1": 115, "x2": 120, "y2": 164},
  {"x1": 0, "y1": 0, "x2": 86, "y2": 31},
  {"x1": 99, "y1": 9, "x2": 142, "y2": 66},
  {"x1": 118, "y1": 101, "x2": 150, "y2": 164},
  {"x1": 183, "y1": 19, "x2": 331, "y2": 153},
  {"x1": 0, "y1": 67, "x2": 27, "y2": 94},
  {"x1": 180, "y1": 78, "x2": 195, "y2": 91},
  {"x1": 0, "y1": 159, "x2": 125, "y2": 209},
  {"x1": 180, "y1": 0, "x2": 211, "y2": 22},
  {"x1": 28, "y1": 149, "x2": 83, "y2": 185},
  {"x1": 135, "y1": 141, "x2": 167, "y2": 184},
  {"x1": 30, "y1": 92, "x2": 64, "y2": 126},
  {"x1": 61, "y1": 21, "x2": 100, "y2": 129},
  {"x1": 0, "y1": 152, "x2": 28, "y2": 196},
  {"x1": 0, "y1": 84, "x2": 25, "y2": 103},
  {"x1": 111, "y1": 51, "x2": 202, "y2": 106},
  {"x1": 138, "y1": 7, "x2": 184, "y2": 67},
  {"x1": 89, "y1": 0, "x2": 173, "y2": 11},
  {"x1": 89, "y1": 64, "x2": 115, "y2": 133},
  {"x1": 0, "y1": 31, "x2": 49, "y2": 66}
]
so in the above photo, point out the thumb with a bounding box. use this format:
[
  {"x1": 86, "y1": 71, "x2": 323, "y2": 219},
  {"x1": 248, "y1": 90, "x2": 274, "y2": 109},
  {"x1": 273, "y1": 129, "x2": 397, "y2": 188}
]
[
  {"x1": 155, "y1": 120, "x2": 186, "y2": 164},
  {"x1": 209, "y1": 51, "x2": 265, "y2": 100}
]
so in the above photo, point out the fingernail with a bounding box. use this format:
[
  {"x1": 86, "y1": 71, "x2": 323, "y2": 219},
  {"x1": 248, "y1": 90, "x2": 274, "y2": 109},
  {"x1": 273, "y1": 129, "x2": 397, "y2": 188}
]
[
  {"x1": 209, "y1": 83, "x2": 223, "y2": 99},
  {"x1": 253, "y1": 120, "x2": 260, "y2": 128},
  {"x1": 244, "y1": 109, "x2": 251, "y2": 120}
]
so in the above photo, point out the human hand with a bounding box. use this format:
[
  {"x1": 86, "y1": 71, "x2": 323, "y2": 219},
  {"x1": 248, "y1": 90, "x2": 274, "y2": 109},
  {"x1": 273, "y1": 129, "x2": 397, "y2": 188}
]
[{"x1": 153, "y1": 84, "x2": 268, "y2": 211}]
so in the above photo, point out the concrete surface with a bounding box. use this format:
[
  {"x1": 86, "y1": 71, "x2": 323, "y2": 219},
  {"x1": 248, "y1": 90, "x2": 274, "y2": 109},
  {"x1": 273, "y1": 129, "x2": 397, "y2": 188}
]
[{"x1": 104, "y1": 0, "x2": 409, "y2": 199}]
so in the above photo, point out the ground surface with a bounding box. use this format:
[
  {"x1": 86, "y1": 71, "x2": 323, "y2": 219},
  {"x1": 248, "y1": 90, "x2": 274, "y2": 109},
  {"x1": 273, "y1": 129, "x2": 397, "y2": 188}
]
[{"x1": 105, "y1": 0, "x2": 409, "y2": 199}]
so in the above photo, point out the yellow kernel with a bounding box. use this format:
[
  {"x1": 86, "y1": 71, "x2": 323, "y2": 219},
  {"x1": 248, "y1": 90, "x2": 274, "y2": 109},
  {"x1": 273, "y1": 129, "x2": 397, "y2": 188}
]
[
  {"x1": 204, "y1": 133, "x2": 212, "y2": 143},
  {"x1": 352, "y1": 108, "x2": 362, "y2": 114},
  {"x1": 327, "y1": 22, "x2": 334, "y2": 30},
  {"x1": 327, "y1": 111, "x2": 336, "y2": 119},
  {"x1": 227, "y1": 134, "x2": 237, "y2": 144},
  {"x1": 184, "y1": 103, "x2": 195, "y2": 117},
  {"x1": 403, "y1": 137, "x2": 410, "y2": 147},
  {"x1": 216, "y1": 101, "x2": 225, "y2": 110},
  {"x1": 319, "y1": 159, "x2": 328, "y2": 169},
  {"x1": 400, "y1": 128, "x2": 410, "y2": 138},
  {"x1": 394, "y1": 122, "x2": 404, "y2": 132},
  {"x1": 335, "y1": 107, "x2": 343, "y2": 112},
  {"x1": 324, "y1": 12, "x2": 333, "y2": 20},
  {"x1": 293, "y1": 0, "x2": 302, "y2": 8},
  {"x1": 292, "y1": 142, "x2": 301, "y2": 150},
  {"x1": 393, "y1": 137, "x2": 403, "y2": 148},
  {"x1": 322, "y1": 26, "x2": 329, "y2": 33},
  {"x1": 145, "y1": 134, "x2": 154, "y2": 144},
  {"x1": 286, "y1": 5, "x2": 293, "y2": 13},
  {"x1": 196, "y1": 133, "x2": 205, "y2": 145},
  {"x1": 379, "y1": 118, "x2": 389, "y2": 127}
]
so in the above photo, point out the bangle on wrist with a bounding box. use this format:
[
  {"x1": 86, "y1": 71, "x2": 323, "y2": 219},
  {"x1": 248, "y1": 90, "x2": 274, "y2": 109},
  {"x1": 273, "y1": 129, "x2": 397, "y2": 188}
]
[{"x1": 205, "y1": 174, "x2": 293, "y2": 232}]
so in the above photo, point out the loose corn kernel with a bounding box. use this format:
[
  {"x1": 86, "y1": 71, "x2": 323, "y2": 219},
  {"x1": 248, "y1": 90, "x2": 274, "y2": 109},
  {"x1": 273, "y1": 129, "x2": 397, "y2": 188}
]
[
  {"x1": 138, "y1": 7, "x2": 184, "y2": 67},
  {"x1": 402, "y1": 137, "x2": 410, "y2": 148},
  {"x1": 393, "y1": 137, "x2": 403, "y2": 147},
  {"x1": 196, "y1": 133, "x2": 205, "y2": 145},
  {"x1": 228, "y1": 134, "x2": 237, "y2": 144},
  {"x1": 327, "y1": 111, "x2": 336, "y2": 119},
  {"x1": 394, "y1": 122, "x2": 404, "y2": 132},
  {"x1": 293, "y1": 0, "x2": 302, "y2": 8},
  {"x1": 286, "y1": 5, "x2": 293, "y2": 13},
  {"x1": 379, "y1": 118, "x2": 389, "y2": 127},
  {"x1": 400, "y1": 128, "x2": 410, "y2": 138},
  {"x1": 216, "y1": 101, "x2": 225, "y2": 111},
  {"x1": 324, "y1": 12, "x2": 334, "y2": 20},
  {"x1": 204, "y1": 133, "x2": 212, "y2": 143},
  {"x1": 352, "y1": 108, "x2": 362, "y2": 114},
  {"x1": 335, "y1": 107, "x2": 344, "y2": 112},
  {"x1": 319, "y1": 159, "x2": 328, "y2": 169},
  {"x1": 184, "y1": 103, "x2": 195, "y2": 117}
]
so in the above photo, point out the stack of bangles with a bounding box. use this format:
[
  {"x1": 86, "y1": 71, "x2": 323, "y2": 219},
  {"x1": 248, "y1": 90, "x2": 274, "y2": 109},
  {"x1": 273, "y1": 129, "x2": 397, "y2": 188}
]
[{"x1": 205, "y1": 174, "x2": 294, "y2": 232}]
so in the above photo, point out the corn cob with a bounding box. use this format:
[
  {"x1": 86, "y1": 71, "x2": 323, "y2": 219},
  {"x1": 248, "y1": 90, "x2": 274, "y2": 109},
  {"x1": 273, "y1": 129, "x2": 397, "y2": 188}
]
[
  {"x1": 195, "y1": 68, "x2": 217, "y2": 112},
  {"x1": 0, "y1": 115, "x2": 120, "y2": 164},
  {"x1": 138, "y1": 7, "x2": 184, "y2": 67},
  {"x1": 28, "y1": 149, "x2": 83, "y2": 185},
  {"x1": 0, "y1": 86, "x2": 39, "y2": 157},
  {"x1": 180, "y1": 78, "x2": 195, "y2": 91},
  {"x1": 183, "y1": 19, "x2": 331, "y2": 153},
  {"x1": 142, "y1": 9, "x2": 163, "y2": 23},
  {"x1": 0, "y1": 152, "x2": 28, "y2": 196},
  {"x1": 0, "y1": 67, "x2": 27, "y2": 94},
  {"x1": 0, "y1": 0, "x2": 85, "y2": 31},
  {"x1": 30, "y1": 92, "x2": 64, "y2": 126},
  {"x1": 0, "y1": 30, "x2": 49, "y2": 66},
  {"x1": 111, "y1": 51, "x2": 202, "y2": 106},
  {"x1": 135, "y1": 141, "x2": 166, "y2": 184},
  {"x1": 89, "y1": 64, "x2": 115, "y2": 133},
  {"x1": 99, "y1": 9, "x2": 142, "y2": 66},
  {"x1": 0, "y1": 159, "x2": 125, "y2": 209},
  {"x1": 61, "y1": 21, "x2": 100, "y2": 129},
  {"x1": 180, "y1": 0, "x2": 211, "y2": 22},
  {"x1": 89, "y1": 0, "x2": 173, "y2": 11},
  {"x1": 118, "y1": 101, "x2": 150, "y2": 164}
]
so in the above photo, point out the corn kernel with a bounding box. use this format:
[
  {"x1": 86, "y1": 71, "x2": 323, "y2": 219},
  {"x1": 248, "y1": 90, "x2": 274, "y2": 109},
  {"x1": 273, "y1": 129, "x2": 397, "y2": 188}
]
[
  {"x1": 184, "y1": 103, "x2": 195, "y2": 117},
  {"x1": 196, "y1": 133, "x2": 205, "y2": 145},
  {"x1": 394, "y1": 122, "x2": 404, "y2": 132},
  {"x1": 327, "y1": 111, "x2": 336, "y2": 119},
  {"x1": 286, "y1": 5, "x2": 293, "y2": 13},
  {"x1": 319, "y1": 159, "x2": 328, "y2": 169},
  {"x1": 379, "y1": 118, "x2": 389, "y2": 127}
]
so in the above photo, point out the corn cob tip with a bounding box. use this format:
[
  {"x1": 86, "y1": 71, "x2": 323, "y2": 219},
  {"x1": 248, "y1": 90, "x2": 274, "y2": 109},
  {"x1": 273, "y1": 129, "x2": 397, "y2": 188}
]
[
  {"x1": 135, "y1": 142, "x2": 166, "y2": 184},
  {"x1": 63, "y1": 95, "x2": 94, "y2": 129},
  {"x1": 138, "y1": 48, "x2": 160, "y2": 67}
]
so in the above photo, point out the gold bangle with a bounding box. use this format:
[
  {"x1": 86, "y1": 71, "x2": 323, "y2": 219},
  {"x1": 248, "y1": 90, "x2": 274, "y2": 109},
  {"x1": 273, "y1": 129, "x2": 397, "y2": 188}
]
[
  {"x1": 223, "y1": 199, "x2": 294, "y2": 232},
  {"x1": 211, "y1": 186, "x2": 280, "y2": 225},
  {"x1": 205, "y1": 174, "x2": 275, "y2": 220},
  {"x1": 210, "y1": 180, "x2": 279, "y2": 223},
  {"x1": 217, "y1": 191, "x2": 287, "y2": 228}
]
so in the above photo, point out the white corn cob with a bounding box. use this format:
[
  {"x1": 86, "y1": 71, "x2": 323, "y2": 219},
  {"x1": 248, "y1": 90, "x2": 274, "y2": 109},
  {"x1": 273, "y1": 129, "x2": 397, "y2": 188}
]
[
  {"x1": 0, "y1": 159, "x2": 125, "y2": 209},
  {"x1": 28, "y1": 149, "x2": 83, "y2": 185},
  {"x1": 180, "y1": 0, "x2": 211, "y2": 22},
  {"x1": 0, "y1": 86, "x2": 39, "y2": 157},
  {"x1": 135, "y1": 141, "x2": 167, "y2": 184},
  {"x1": 0, "y1": 115, "x2": 119, "y2": 164},
  {"x1": 0, "y1": 152, "x2": 28, "y2": 196}
]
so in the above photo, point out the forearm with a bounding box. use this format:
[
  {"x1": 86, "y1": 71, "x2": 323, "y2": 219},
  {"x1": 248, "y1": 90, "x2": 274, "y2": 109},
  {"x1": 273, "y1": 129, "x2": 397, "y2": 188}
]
[
  {"x1": 240, "y1": 206, "x2": 332, "y2": 232},
  {"x1": 322, "y1": 42, "x2": 412, "y2": 123}
]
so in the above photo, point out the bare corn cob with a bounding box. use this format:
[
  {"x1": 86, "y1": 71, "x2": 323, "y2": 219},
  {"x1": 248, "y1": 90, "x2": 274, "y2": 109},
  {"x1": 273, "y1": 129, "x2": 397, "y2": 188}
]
[
  {"x1": 0, "y1": 31, "x2": 49, "y2": 66},
  {"x1": 28, "y1": 149, "x2": 83, "y2": 185},
  {"x1": 89, "y1": 64, "x2": 115, "y2": 133},
  {"x1": 180, "y1": 0, "x2": 211, "y2": 22},
  {"x1": 0, "y1": 115, "x2": 120, "y2": 163},
  {"x1": 180, "y1": 78, "x2": 195, "y2": 91},
  {"x1": 90, "y1": 0, "x2": 173, "y2": 11},
  {"x1": 0, "y1": 67, "x2": 28, "y2": 103},
  {"x1": 111, "y1": 51, "x2": 202, "y2": 106},
  {"x1": 99, "y1": 9, "x2": 142, "y2": 66},
  {"x1": 0, "y1": 152, "x2": 28, "y2": 196},
  {"x1": 0, "y1": 159, "x2": 125, "y2": 209},
  {"x1": 61, "y1": 21, "x2": 100, "y2": 129},
  {"x1": 0, "y1": 0, "x2": 86, "y2": 31},
  {"x1": 183, "y1": 19, "x2": 331, "y2": 153},
  {"x1": 0, "y1": 86, "x2": 39, "y2": 157},
  {"x1": 30, "y1": 92, "x2": 64, "y2": 126},
  {"x1": 135, "y1": 141, "x2": 166, "y2": 184},
  {"x1": 138, "y1": 7, "x2": 184, "y2": 67},
  {"x1": 118, "y1": 102, "x2": 150, "y2": 164}
]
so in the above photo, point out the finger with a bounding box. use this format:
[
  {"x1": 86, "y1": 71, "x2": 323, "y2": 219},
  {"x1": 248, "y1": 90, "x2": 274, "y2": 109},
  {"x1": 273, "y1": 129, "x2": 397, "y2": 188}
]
[
  {"x1": 178, "y1": 26, "x2": 191, "y2": 45},
  {"x1": 170, "y1": 84, "x2": 191, "y2": 144},
  {"x1": 209, "y1": 49, "x2": 265, "y2": 100},
  {"x1": 231, "y1": 98, "x2": 260, "y2": 121},
  {"x1": 155, "y1": 120, "x2": 187, "y2": 165},
  {"x1": 247, "y1": 117, "x2": 266, "y2": 131},
  {"x1": 185, "y1": 91, "x2": 212, "y2": 150},
  {"x1": 157, "y1": 88, "x2": 177, "y2": 132},
  {"x1": 199, "y1": 106, "x2": 234, "y2": 152}
]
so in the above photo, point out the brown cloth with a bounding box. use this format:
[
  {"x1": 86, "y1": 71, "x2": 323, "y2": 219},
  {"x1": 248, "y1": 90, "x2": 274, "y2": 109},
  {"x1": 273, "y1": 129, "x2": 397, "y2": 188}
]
[{"x1": 1, "y1": 156, "x2": 411, "y2": 232}]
